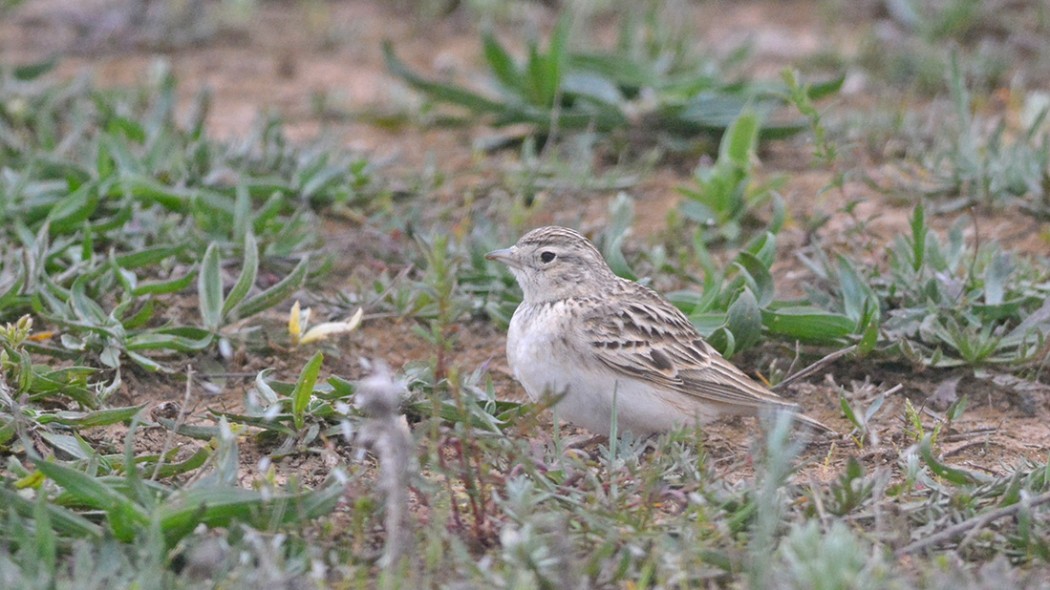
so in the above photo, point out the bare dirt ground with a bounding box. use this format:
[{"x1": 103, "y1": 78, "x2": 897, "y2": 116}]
[{"x1": 4, "y1": 0, "x2": 1050, "y2": 502}]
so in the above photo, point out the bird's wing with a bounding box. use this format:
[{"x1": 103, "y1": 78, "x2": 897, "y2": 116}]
[{"x1": 577, "y1": 287, "x2": 799, "y2": 412}]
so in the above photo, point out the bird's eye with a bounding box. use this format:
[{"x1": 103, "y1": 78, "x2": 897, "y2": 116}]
[{"x1": 540, "y1": 251, "x2": 556, "y2": 263}]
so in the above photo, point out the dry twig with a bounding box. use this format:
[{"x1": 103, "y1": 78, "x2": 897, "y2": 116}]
[
  {"x1": 895, "y1": 490, "x2": 1050, "y2": 556},
  {"x1": 355, "y1": 361, "x2": 415, "y2": 570}
]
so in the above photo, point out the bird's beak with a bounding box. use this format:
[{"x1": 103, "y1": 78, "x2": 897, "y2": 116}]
[{"x1": 485, "y1": 247, "x2": 519, "y2": 268}]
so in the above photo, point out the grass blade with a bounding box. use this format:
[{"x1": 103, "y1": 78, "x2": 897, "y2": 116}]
[
  {"x1": 231, "y1": 254, "x2": 309, "y2": 320},
  {"x1": 198, "y1": 242, "x2": 223, "y2": 331},
  {"x1": 222, "y1": 231, "x2": 259, "y2": 316},
  {"x1": 383, "y1": 41, "x2": 505, "y2": 114},
  {"x1": 291, "y1": 352, "x2": 324, "y2": 430}
]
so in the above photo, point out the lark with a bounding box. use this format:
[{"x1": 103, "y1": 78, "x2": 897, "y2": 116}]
[{"x1": 486, "y1": 226, "x2": 829, "y2": 436}]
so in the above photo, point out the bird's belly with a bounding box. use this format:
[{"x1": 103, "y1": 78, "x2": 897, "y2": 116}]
[
  {"x1": 555, "y1": 369, "x2": 718, "y2": 435},
  {"x1": 508, "y1": 314, "x2": 712, "y2": 435},
  {"x1": 507, "y1": 304, "x2": 722, "y2": 436}
]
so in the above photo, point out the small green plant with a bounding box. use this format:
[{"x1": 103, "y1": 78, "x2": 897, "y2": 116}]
[
  {"x1": 670, "y1": 230, "x2": 857, "y2": 357},
  {"x1": 825, "y1": 458, "x2": 878, "y2": 516},
  {"x1": 677, "y1": 110, "x2": 786, "y2": 245},
  {"x1": 838, "y1": 387, "x2": 889, "y2": 448},
  {"x1": 0, "y1": 62, "x2": 357, "y2": 372},
  {"x1": 217, "y1": 356, "x2": 358, "y2": 453},
  {"x1": 803, "y1": 203, "x2": 1050, "y2": 367},
  {"x1": 197, "y1": 232, "x2": 310, "y2": 336},
  {"x1": 782, "y1": 68, "x2": 844, "y2": 192},
  {"x1": 777, "y1": 520, "x2": 887, "y2": 589},
  {"x1": 384, "y1": 13, "x2": 840, "y2": 144},
  {"x1": 0, "y1": 315, "x2": 142, "y2": 455},
  {"x1": 923, "y1": 55, "x2": 1050, "y2": 212},
  {"x1": 414, "y1": 233, "x2": 464, "y2": 385},
  {"x1": 2, "y1": 420, "x2": 343, "y2": 549}
]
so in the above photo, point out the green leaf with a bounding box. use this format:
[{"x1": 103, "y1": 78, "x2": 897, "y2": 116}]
[
  {"x1": 150, "y1": 447, "x2": 211, "y2": 479},
  {"x1": 839, "y1": 393, "x2": 861, "y2": 430},
  {"x1": 34, "y1": 460, "x2": 150, "y2": 542},
  {"x1": 97, "y1": 134, "x2": 143, "y2": 175},
  {"x1": 41, "y1": 405, "x2": 144, "y2": 428},
  {"x1": 30, "y1": 498, "x2": 56, "y2": 572},
  {"x1": 39, "y1": 431, "x2": 92, "y2": 460},
  {"x1": 158, "y1": 479, "x2": 344, "y2": 545},
  {"x1": 762, "y1": 307, "x2": 855, "y2": 343},
  {"x1": 708, "y1": 326, "x2": 737, "y2": 358},
  {"x1": 541, "y1": 14, "x2": 571, "y2": 104},
  {"x1": 132, "y1": 269, "x2": 195, "y2": 296},
  {"x1": 107, "y1": 115, "x2": 146, "y2": 143},
  {"x1": 946, "y1": 394, "x2": 969, "y2": 422},
  {"x1": 291, "y1": 352, "x2": 324, "y2": 431},
  {"x1": 326, "y1": 375, "x2": 356, "y2": 399},
  {"x1": 0, "y1": 486, "x2": 103, "y2": 539},
  {"x1": 383, "y1": 41, "x2": 505, "y2": 115},
  {"x1": 836, "y1": 255, "x2": 875, "y2": 325},
  {"x1": 721, "y1": 110, "x2": 759, "y2": 168},
  {"x1": 910, "y1": 203, "x2": 927, "y2": 273},
  {"x1": 856, "y1": 298, "x2": 880, "y2": 355},
  {"x1": 231, "y1": 255, "x2": 309, "y2": 320},
  {"x1": 232, "y1": 184, "x2": 252, "y2": 243},
  {"x1": 121, "y1": 174, "x2": 191, "y2": 212},
  {"x1": 733, "y1": 252, "x2": 775, "y2": 307},
  {"x1": 45, "y1": 182, "x2": 99, "y2": 234},
  {"x1": 124, "y1": 350, "x2": 163, "y2": 372},
  {"x1": 222, "y1": 231, "x2": 259, "y2": 316},
  {"x1": 69, "y1": 278, "x2": 108, "y2": 325},
  {"x1": 918, "y1": 435, "x2": 991, "y2": 485},
  {"x1": 198, "y1": 242, "x2": 223, "y2": 331},
  {"x1": 983, "y1": 252, "x2": 1012, "y2": 306},
  {"x1": 126, "y1": 328, "x2": 214, "y2": 352},
  {"x1": 744, "y1": 231, "x2": 778, "y2": 269},
  {"x1": 114, "y1": 245, "x2": 183, "y2": 269},
  {"x1": 0, "y1": 420, "x2": 15, "y2": 446},
  {"x1": 483, "y1": 31, "x2": 522, "y2": 94},
  {"x1": 211, "y1": 411, "x2": 297, "y2": 435},
  {"x1": 805, "y1": 74, "x2": 846, "y2": 100},
  {"x1": 13, "y1": 58, "x2": 57, "y2": 80},
  {"x1": 563, "y1": 72, "x2": 624, "y2": 105},
  {"x1": 725, "y1": 288, "x2": 763, "y2": 354}
]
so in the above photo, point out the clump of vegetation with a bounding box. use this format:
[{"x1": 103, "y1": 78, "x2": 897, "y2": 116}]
[
  {"x1": 384, "y1": 13, "x2": 841, "y2": 145},
  {"x1": 677, "y1": 110, "x2": 786, "y2": 245},
  {"x1": 0, "y1": 60, "x2": 367, "y2": 585},
  {"x1": 804, "y1": 203, "x2": 1050, "y2": 368},
  {"x1": 0, "y1": 60, "x2": 387, "y2": 372},
  {"x1": 918, "y1": 56, "x2": 1050, "y2": 214}
]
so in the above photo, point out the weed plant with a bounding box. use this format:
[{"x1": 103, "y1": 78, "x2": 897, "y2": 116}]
[{"x1": 384, "y1": 11, "x2": 841, "y2": 146}]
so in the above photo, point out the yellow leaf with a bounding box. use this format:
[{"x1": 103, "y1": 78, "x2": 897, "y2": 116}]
[
  {"x1": 289, "y1": 300, "x2": 303, "y2": 345},
  {"x1": 299, "y1": 307, "x2": 364, "y2": 345}
]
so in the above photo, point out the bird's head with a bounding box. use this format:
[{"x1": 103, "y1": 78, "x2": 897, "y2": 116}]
[{"x1": 485, "y1": 226, "x2": 616, "y2": 304}]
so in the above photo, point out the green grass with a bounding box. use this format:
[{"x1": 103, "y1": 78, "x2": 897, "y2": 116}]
[
  {"x1": 802, "y1": 203, "x2": 1050, "y2": 368},
  {"x1": 384, "y1": 10, "x2": 842, "y2": 147}
]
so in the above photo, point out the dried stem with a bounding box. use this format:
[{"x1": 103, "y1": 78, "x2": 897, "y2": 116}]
[
  {"x1": 355, "y1": 361, "x2": 415, "y2": 571},
  {"x1": 895, "y1": 490, "x2": 1050, "y2": 556}
]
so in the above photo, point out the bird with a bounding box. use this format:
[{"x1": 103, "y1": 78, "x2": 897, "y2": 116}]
[{"x1": 485, "y1": 225, "x2": 831, "y2": 436}]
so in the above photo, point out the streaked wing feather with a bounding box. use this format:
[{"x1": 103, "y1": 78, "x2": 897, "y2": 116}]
[{"x1": 579, "y1": 284, "x2": 798, "y2": 412}]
